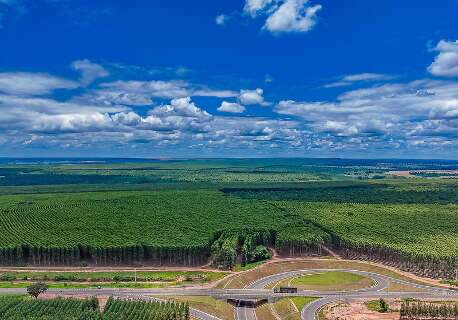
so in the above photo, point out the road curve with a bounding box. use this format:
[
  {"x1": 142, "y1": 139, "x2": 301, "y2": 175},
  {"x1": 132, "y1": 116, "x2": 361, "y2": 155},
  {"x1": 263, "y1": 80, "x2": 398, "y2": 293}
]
[{"x1": 231, "y1": 268, "x2": 457, "y2": 320}]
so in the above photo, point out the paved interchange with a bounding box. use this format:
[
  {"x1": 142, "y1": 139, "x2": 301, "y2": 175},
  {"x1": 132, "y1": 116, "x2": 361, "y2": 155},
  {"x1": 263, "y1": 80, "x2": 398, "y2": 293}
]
[{"x1": 0, "y1": 269, "x2": 457, "y2": 320}]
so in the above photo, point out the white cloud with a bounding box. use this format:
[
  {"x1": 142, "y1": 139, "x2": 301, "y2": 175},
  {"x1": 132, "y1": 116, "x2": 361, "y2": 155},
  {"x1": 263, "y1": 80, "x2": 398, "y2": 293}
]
[
  {"x1": 244, "y1": 0, "x2": 274, "y2": 17},
  {"x1": 324, "y1": 73, "x2": 394, "y2": 88},
  {"x1": 215, "y1": 14, "x2": 228, "y2": 25},
  {"x1": 71, "y1": 59, "x2": 109, "y2": 85},
  {"x1": 264, "y1": 0, "x2": 322, "y2": 33},
  {"x1": 218, "y1": 101, "x2": 246, "y2": 113},
  {"x1": 239, "y1": 88, "x2": 269, "y2": 105},
  {"x1": 428, "y1": 40, "x2": 458, "y2": 77},
  {"x1": 276, "y1": 79, "x2": 458, "y2": 141},
  {"x1": 192, "y1": 88, "x2": 238, "y2": 98},
  {"x1": 99, "y1": 80, "x2": 189, "y2": 99},
  {"x1": 240, "y1": 0, "x2": 322, "y2": 34},
  {"x1": 343, "y1": 73, "x2": 393, "y2": 82},
  {"x1": 150, "y1": 97, "x2": 212, "y2": 120},
  {"x1": 90, "y1": 80, "x2": 237, "y2": 106},
  {"x1": 0, "y1": 72, "x2": 78, "y2": 95}
]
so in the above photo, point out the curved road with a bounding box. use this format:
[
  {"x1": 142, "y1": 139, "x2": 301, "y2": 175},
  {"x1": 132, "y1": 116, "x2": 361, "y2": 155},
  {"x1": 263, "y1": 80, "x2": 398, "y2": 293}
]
[
  {"x1": 0, "y1": 269, "x2": 456, "y2": 320},
  {"x1": 236, "y1": 268, "x2": 457, "y2": 320}
]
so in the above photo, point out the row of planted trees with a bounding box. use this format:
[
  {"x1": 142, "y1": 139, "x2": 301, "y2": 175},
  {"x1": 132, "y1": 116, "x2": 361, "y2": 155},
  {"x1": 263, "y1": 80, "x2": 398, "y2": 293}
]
[
  {"x1": 400, "y1": 301, "x2": 458, "y2": 319},
  {"x1": 103, "y1": 298, "x2": 189, "y2": 320},
  {"x1": 0, "y1": 295, "x2": 189, "y2": 320},
  {"x1": 0, "y1": 244, "x2": 209, "y2": 266},
  {"x1": 333, "y1": 239, "x2": 458, "y2": 279},
  {"x1": 0, "y1": 230, "x2": 456, "y2": 280}
]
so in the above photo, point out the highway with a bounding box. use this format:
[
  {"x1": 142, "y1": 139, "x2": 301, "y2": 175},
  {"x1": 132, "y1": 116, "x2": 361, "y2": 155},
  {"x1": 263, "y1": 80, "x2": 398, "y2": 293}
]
[{"x1": 0, "y1": 268, "x2": 456, "y2": 320}]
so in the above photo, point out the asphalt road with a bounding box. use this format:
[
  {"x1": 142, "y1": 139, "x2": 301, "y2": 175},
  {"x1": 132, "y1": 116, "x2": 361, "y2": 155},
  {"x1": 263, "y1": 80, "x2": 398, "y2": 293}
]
[{"x1": 0, "y1": 268, "x2": 456, "y2": 320}]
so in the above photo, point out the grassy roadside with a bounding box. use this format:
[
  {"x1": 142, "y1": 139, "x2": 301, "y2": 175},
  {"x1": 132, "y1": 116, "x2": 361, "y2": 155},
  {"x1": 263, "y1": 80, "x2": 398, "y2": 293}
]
[
  {"x1": 0, "y1": 281, "x2": 169, "y2": 289},
  {"x1": 217, "y1": 258, "x2": 450, "y2": 289},
  {"x1": 0, "y1": 270, "x2": 228, "y2": 289},
  {"x1": 0, "y1": 270, "x2": 227, "y2": 282}
]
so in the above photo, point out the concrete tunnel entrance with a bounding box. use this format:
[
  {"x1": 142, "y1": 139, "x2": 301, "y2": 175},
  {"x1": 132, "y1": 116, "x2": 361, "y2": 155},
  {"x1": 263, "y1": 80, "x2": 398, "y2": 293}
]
[{"x1": 227, "y1": 298, "x2": 270, "y2": 308}]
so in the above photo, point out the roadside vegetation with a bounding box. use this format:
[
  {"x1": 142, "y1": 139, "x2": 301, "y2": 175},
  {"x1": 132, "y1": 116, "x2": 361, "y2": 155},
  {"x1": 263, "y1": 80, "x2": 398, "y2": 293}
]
[{"x1": 0, "y1": 270, "x2": 226, "y2": 283}]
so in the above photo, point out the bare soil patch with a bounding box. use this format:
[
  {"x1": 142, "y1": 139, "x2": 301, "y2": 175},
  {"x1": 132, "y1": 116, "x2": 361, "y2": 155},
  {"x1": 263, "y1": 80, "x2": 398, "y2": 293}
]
[{"x1": 323, "y1": 299, "x2": 400, "y2": 320}]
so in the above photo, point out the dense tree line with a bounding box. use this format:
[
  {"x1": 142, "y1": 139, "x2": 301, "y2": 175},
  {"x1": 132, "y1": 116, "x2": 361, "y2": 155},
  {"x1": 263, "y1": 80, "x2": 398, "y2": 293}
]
[
  {"x1": 211, "y1": 230, "x2": 274, "y2": 269},
  {"x1": 334, "y1": 240, "x2": 458, "y2": 279},
  {"x1": 0, "y1": 244, "x2": 209, "y2": 267},
  {"x1": 400, "y1": 301, "x2": 458, "y2": 319}
]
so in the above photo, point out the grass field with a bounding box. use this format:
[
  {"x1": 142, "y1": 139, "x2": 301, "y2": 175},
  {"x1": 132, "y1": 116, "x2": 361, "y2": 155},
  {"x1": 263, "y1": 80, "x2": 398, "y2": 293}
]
[{"x1": 288, "y1": 271, "x2": 373, "y2": 291}]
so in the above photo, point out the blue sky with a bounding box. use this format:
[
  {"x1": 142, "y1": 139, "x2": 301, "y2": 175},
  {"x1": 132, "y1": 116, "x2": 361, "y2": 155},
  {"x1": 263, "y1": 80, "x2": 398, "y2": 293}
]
[{"x1": 0, "y1": 0, "x2": 458, "y2": 158}]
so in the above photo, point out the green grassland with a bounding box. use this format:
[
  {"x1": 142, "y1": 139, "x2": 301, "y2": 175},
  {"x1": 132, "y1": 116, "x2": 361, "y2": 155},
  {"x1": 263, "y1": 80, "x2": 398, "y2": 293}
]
[
  {"x1": 288, "y1": 271, "x2": 373, "y2": 291},
  {"x1": 290, "y1": 271, "x2": 368, "y2": 286}
]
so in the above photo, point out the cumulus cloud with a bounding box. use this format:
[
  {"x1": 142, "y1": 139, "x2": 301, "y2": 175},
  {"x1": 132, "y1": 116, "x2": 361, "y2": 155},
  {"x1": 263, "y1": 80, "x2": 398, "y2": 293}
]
[
  {"x1": 150, "y1": 97, "x2": 212, "y2": 120},
  {"x1": 241, "y1": 0, "x2": 322, "y2": 33},
  {"x1": 86, "y1": 80, "x2": 237, "y2": 106},
  {"x1": 0, "y1": 72, "x2": 78, "y2": 95},
  {"x1": 3, "y1": 58, "x2": 458, "y2": 155},
  {"x1": 71, "y1": 59, "x2": 109, "y2": 85},
  {"x1": 276, "y1": 79, "x2": 458, "y2": 144},
  {"x1": 92, "y1": 80, "x2": 189, "y2": 106},
  {"x1": 218, "y1": 101, "x2": 246, "y2": 113},
  {"x1": 264, "y1": 0, "x2": 321, "y2": 33},
  {"x1": 244, "y1": 0, "x2": 274, "y2": 17},
  {"x1": 239, "y1": 88, "x2": 270, "y2": 106},
  {"x1": 428, "y1": 40, "x2": 458, "y2": 77}
]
